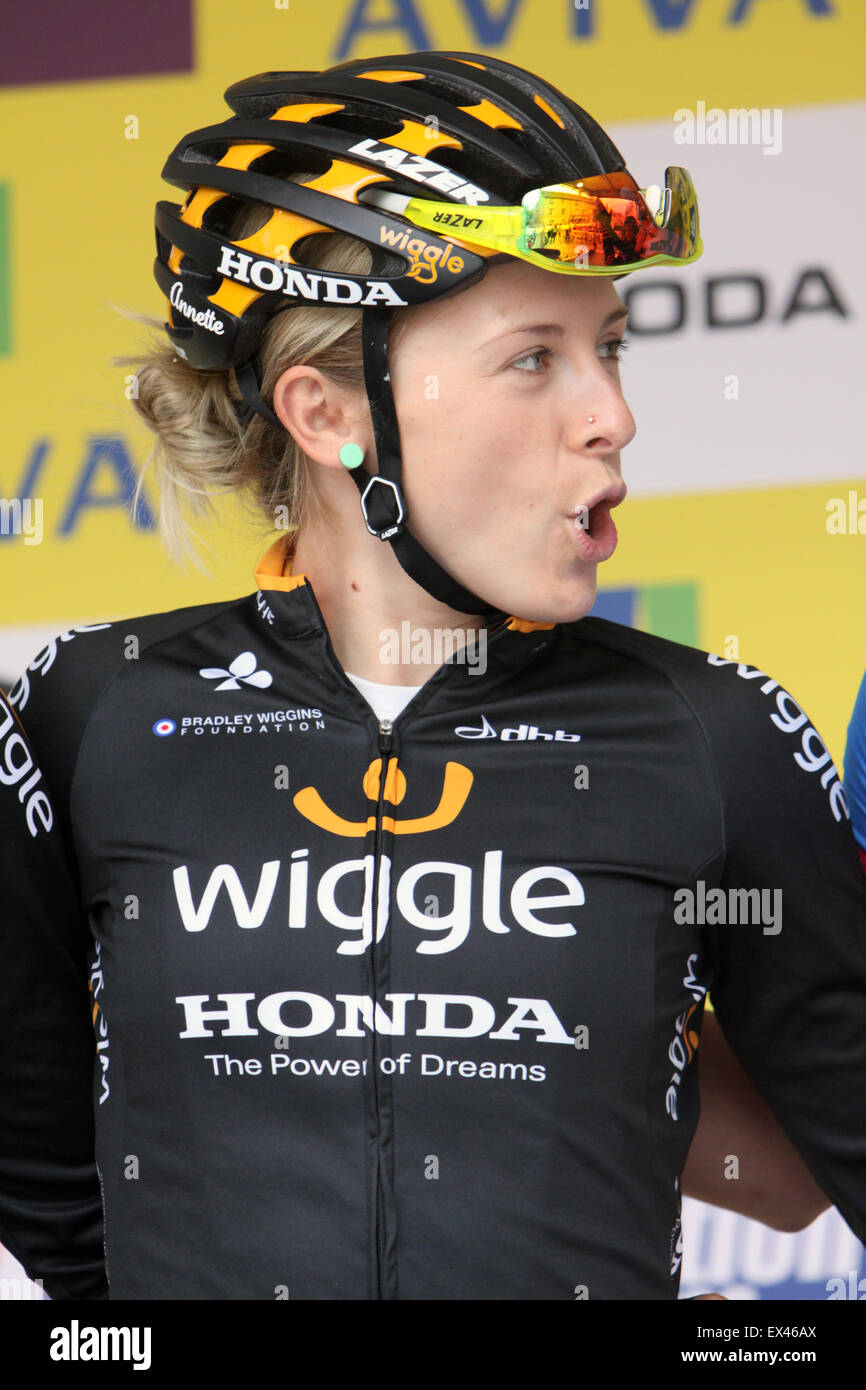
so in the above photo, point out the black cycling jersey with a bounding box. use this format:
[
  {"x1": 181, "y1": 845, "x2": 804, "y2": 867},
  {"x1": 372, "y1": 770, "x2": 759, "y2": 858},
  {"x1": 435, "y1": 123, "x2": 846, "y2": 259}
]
[{"x1": 2, "y1": 535, "x2": 865, "y2": 1300}]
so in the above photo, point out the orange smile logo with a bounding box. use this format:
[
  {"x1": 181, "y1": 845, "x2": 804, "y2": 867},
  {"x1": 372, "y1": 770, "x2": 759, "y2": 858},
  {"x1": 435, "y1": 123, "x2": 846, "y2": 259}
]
[{"x1": 293, "y1": 758, "x2": 473, "y2": 837}]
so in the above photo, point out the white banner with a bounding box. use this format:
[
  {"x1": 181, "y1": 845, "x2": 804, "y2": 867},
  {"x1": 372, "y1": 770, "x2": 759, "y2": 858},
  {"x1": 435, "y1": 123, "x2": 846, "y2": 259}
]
[{"x1": 605, "y1": 101, "x2": 864, "y2": 497}]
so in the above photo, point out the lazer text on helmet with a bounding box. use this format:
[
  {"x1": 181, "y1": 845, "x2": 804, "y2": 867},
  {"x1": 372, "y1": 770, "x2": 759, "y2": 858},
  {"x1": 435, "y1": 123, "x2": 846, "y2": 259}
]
[{"x1": 347, "y1": 139, "x2": 491, "y2": 205}]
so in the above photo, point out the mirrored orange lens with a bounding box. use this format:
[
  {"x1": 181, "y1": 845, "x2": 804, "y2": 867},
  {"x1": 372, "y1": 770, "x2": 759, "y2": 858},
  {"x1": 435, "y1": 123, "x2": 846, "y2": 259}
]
[{"x1": 520, "y1": 169, "x2": 696, "y2": 267}]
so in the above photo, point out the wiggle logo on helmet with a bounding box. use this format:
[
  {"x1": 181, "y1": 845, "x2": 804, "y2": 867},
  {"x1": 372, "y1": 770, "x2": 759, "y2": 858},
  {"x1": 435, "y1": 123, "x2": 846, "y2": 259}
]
[
  {"x1": 379, "y1": 225, "x2": 465, "y2": 285},
  {"x1": 348, "y1": 139, "x2": 490, "y2": 206}
]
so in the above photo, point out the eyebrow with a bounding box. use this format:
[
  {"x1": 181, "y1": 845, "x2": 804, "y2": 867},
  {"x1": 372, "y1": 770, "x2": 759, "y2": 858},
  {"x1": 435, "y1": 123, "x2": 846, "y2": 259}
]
[{"x1": 478, "y1": 304, "x2": 629, "y2": 348}]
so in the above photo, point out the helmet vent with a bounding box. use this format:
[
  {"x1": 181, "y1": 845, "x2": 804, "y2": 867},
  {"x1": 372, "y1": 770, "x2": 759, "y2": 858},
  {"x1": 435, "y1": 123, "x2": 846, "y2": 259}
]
[
  {"x1": 307, "y1": 108, "x2": 405, "y2": 140},
  {"x1": 184, "y1": 140, "x2": 232, "y2": 164},
  {"x1": 247, "y1": 148, "x2": 333, "y2": 179},
  {"x1": 177, "y1": 256, "x2": 221, "y2": 297},
  {"x1": 201, "y1": 195, "x2": 247, "y2": 236},
  {"x1": 488, "y1": 125, "x2": 539, "y2": 158},
  {"x1": 399, "y1": 74, "x2": 482, "y2": 106}
]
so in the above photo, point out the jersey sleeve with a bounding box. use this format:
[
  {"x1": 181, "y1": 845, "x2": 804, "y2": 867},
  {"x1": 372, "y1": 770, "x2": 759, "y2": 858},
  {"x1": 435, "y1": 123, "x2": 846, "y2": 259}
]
[
  {"x1": 698, "y1": 657, "x2": 866, "y2": 1246},
  {"x1": 0, "y1": 683, "x2": 108, "y2": 1299},
  {"x1": 844, "y1": 668, "x2": 866, "y2": 855}
]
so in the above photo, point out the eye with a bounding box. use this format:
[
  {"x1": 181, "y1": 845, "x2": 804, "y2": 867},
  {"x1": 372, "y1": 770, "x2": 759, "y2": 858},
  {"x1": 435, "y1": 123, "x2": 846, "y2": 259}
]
[
  {"x1": 599, "y1": 335, "x2": 632, "y2": 362},
  {"x1": 510, "y1": 347, "x2": 551, "y2": 373}
]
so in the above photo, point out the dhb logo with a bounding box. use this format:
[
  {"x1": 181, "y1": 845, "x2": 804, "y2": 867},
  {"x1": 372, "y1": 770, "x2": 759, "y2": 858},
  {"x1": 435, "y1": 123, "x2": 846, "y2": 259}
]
[{"x1": 455, "y1": 714, "x2": 581, "y2": 742}]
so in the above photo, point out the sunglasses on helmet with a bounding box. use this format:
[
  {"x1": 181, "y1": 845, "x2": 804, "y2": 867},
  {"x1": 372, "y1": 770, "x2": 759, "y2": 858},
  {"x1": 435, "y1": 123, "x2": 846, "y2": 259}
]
[{"x1": 369, "y1": 166, "x2": 701, "y2": 276}]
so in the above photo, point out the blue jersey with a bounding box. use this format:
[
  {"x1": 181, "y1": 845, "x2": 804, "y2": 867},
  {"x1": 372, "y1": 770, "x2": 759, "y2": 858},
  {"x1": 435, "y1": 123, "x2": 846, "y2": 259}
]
[{"x1": 845, "y1": 669, "x2": 866, "y2": 854}]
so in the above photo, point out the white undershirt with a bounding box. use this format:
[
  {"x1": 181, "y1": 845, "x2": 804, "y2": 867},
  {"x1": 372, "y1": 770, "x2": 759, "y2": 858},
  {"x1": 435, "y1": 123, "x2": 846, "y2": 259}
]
[{"x1": 344, "y1": 671, "x2": 423, "y2": 723}]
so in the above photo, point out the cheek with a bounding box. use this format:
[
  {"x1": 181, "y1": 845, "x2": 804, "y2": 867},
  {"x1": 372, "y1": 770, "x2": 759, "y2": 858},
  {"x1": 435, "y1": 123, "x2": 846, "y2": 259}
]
[
  {"x1": 392, "y1": 359, "x2": 480, "y2": 456},
  {"x1": 393, "y1": 360, "x2": 548, "y2": 510}
]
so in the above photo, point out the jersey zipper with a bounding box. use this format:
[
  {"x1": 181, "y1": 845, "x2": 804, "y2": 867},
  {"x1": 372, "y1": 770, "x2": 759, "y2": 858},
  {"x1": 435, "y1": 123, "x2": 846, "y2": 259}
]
[
  {"x1": 303, "y1": 607, "x2": 534, "y2": 1296},
  {"x1": 370, "y1": 716, "x2": 394, "y2": 1298}
]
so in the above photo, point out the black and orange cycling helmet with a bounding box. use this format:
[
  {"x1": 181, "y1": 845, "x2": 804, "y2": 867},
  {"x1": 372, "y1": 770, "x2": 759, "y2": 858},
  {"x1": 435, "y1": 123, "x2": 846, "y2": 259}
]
[{"x1": 155, "y1": 51, "x2": 701, "y2": 615}]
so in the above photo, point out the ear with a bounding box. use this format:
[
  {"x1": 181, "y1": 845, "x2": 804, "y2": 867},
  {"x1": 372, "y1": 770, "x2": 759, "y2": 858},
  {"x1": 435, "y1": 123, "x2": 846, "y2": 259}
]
[{"x1": 272, "y1": 363, "x2": 371, "y2": 470}]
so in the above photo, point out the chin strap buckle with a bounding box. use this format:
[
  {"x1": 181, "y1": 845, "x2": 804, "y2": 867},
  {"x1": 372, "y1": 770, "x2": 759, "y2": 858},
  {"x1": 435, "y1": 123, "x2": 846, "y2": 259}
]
[{"x1": 360, "y1": 474, "x2": 406, "y2": 542}]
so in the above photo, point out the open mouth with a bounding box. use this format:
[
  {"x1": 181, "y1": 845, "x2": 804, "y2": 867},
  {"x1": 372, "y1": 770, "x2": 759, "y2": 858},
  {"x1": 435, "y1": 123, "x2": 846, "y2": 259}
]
[{"x1": 567, "y1": 501, "x2": 618, "y2": 562}]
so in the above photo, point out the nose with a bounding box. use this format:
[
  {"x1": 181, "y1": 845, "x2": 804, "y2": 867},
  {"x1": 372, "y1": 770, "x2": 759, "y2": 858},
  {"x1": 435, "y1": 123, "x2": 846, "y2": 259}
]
[{"x1": 572, "y1": 372, "x2": 637, "y2": 456}]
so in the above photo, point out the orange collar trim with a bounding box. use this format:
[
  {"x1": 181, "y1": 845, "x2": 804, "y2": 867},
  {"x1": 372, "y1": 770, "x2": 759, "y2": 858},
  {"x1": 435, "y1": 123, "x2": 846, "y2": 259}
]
[
  {"x1": 254, "y1": 533, "x2": 308, "y2": 593},
  {"x1": 506, "y1": 615, "x2": 556, "y2": 633},
  {"x1": 253, "y1": 532, "x2": 555, "y2": 632}
]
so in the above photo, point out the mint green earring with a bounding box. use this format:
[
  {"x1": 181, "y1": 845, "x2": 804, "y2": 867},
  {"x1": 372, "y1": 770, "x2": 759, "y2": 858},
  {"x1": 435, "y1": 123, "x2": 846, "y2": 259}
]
[{"x1": 339, "y1": 442, "x2": 365, "y2": 470}]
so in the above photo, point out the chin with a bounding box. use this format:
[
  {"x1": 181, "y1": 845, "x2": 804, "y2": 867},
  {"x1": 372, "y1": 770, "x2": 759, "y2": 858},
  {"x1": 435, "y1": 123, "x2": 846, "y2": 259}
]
[
  {"x1": 549, "y1": 595, "x2": 598, "y2": 624},
  {"x1": 504, "y1": 572, "x2": 598, "y2": 626}
]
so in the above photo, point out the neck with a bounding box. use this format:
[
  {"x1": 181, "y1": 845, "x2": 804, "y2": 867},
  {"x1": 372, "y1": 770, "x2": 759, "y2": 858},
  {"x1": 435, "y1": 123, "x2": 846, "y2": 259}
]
[{"x1": 290, "y1": 517, "x2": 490, "y2": 686}]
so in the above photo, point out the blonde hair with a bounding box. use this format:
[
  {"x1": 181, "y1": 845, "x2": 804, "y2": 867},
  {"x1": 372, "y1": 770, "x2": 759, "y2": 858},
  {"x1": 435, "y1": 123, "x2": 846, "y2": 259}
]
[{"x1": 117, "y1": 173, "x2": 414, "y2": 564}]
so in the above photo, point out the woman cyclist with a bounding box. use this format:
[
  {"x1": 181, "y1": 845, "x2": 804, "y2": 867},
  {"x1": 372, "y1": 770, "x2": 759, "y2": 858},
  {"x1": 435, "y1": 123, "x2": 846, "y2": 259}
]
[{"x1": 1, "y1": 50, "x2": 864, "y2": 1301}]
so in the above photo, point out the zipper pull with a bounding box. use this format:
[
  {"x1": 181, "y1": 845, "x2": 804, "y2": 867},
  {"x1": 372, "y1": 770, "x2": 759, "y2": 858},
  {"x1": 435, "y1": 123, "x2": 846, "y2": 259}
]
[{"x1": 378, "y1": 718, "x2": 393, "y2": 755}]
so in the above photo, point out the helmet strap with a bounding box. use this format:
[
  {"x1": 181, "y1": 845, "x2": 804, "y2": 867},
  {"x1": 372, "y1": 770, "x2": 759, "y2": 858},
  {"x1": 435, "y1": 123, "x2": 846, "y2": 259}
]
[
  {"x1": 234, "y1": 313, "x2": 505, "y2": 623},
  {"x1": 352, "y1": 306, "x2": 505, "y2": 622},
  {"x1": 234, "y1": 358, "x2": 282, "y2": 430}
]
